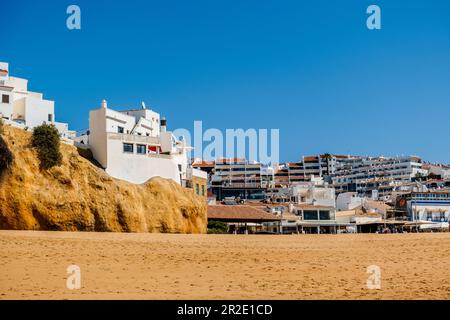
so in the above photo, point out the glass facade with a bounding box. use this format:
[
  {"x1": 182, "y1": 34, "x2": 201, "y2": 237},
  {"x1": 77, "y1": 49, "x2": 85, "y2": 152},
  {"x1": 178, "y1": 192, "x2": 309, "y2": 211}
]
[
  {"x1": 319, "y1": 210, "x2": 331, "y2": 220},
  {"x1": 303, "y1": 210, "x2": 318, "y2": 220}
]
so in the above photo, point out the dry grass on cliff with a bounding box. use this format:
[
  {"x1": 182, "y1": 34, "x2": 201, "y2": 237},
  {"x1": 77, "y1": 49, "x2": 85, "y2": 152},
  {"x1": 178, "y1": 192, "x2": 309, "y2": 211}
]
[{"x1": 0, "y1": 125, "x2": 206, "y2": 233}]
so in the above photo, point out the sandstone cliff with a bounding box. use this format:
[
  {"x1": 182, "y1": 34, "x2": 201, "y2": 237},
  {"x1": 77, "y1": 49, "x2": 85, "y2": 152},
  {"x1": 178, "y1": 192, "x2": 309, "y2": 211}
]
[{"x1": 0, "y1": 125, "x2": 206, "y2": 233}]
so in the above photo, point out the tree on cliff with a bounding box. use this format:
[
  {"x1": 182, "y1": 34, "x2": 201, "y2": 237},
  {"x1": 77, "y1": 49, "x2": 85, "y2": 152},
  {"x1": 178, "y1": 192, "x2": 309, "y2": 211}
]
[{"x1": 31, "y1": 123, "x2": 62, "y2": 170}]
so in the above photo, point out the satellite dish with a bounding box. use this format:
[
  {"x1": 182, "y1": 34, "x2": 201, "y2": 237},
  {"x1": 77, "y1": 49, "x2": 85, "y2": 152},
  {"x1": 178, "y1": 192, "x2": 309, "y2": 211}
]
[{"x1": 141, "y1": 101, "x2": 146, "y2": 109}]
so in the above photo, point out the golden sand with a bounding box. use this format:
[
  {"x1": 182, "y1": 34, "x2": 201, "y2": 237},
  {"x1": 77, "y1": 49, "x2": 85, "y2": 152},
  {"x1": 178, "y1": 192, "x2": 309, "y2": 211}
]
[{"x1": 0, "y1": 230, "x2": 449, "y2": 299}]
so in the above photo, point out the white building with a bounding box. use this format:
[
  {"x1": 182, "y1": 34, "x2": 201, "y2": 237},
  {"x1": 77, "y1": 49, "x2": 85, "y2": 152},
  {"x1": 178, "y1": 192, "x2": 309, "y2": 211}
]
[
  {"x1": 267, "y1": 181, "x2": 336, "y2": 208},
  {"x1": 0, "y1": 62, "x2": 74, "y2": 139},
  {"x1": 86, "y1": 99, "x2": 193, "y2": 185},
  {"x1": 405, "y1": 192, "x2": 450, "y2": 224},
  {"x1": 336, "y1": 192, "x2": 364, "y2": 211},
  {"x1": 291, "y1": 182, "x2": 336, "y2": 207},
  {"x1": 331, "y1": 155, "x2": 427, "y2": 196},
  {"x1": 428, "y1": 165, "x2": 450, "y2": 180}
]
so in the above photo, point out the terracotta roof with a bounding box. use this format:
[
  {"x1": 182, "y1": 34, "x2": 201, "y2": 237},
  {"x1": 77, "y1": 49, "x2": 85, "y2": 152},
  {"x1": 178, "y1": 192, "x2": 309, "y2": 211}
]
[
  {"x1": 303, "y1": 156, "x2": 319, "y2": 162},
  {"x1": 216, "y1": 158, "x2": 247, "y2": 164},
  {"x1": 208, "y1": 205, "x2": 281, "y2": 222},
  {"x1": 336, "y1": 209, "x2": 382, "y2": 218},
  {"x1": 335, "y1": 210, "x2": 357, "y2": 217},
  {"x1": 192, "y1": 160, "x2": 214, "y2": 167},
  {"x1": 280, "y1": 213, "x2": 300, "y2": 221},
  {"x1": 245, "y1": 202, "x2": 288, "y2": 208}
]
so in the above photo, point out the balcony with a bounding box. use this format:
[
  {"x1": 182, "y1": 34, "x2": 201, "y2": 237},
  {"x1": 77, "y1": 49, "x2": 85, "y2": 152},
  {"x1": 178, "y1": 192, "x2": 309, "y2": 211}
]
[{"x1": 107, "y1": 132, "x2": 160, "y2": 145}]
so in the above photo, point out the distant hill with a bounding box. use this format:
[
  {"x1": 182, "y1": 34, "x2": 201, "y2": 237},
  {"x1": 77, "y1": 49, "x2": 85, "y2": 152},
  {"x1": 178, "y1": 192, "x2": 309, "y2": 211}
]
[{"x1": 0, "y1": 125, "x2": 206, "y2": 233}]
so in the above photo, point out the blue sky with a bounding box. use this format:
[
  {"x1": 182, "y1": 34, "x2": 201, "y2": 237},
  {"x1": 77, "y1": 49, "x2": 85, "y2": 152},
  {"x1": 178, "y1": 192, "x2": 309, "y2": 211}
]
[{"x1": 1, "y1": 0, "x2": 450, "y2": 163}]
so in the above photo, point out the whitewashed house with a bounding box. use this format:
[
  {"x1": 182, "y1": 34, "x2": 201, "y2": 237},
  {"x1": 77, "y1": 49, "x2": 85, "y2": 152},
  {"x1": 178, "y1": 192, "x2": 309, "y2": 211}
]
[
  {"x1": 0, "y1": 62, "x2": 74, "y2": 139},
  {"x1": 336, "y1": 192, "x2": 364, "y2": 211},
  {"x1": 85, "y1": 99, "x2": 194, "y2": 185},
  {"x1": 291, "y1": 182, "x2": 336, "y2": 207}
]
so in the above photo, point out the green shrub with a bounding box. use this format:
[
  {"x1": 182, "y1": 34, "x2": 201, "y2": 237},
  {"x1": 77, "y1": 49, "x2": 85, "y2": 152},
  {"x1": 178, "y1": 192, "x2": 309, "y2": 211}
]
[
  {"x1": 31, "y1": 123, "x2": 62, "y2": 170},
  {"x1": 0, "y1": 118, "x2": 4, "y2": 135},
  {"x1": 0, "y1": 135, "x2": 13, "y2": 176},
  {"x1": 207, "y1": 220, "x2": 228, "y2": 234}
]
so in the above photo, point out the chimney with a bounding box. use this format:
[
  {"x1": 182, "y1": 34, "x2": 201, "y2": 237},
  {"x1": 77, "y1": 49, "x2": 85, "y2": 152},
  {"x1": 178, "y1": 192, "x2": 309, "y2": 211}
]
[
  {"x1": 101, "y1": 99, "x2": 107, "y2": 109},
  {"x1": 161, "y1": 117, "x2": 167, "y2": 132}
]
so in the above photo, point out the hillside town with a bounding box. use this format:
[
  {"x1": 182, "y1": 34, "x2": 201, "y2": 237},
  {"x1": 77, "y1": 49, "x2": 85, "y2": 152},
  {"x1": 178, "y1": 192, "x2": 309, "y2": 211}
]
[
  {"x1": 193, "y1": 156, "x2": 450, "y2": 234},
  {"x1": 1, "y1": 61, "x2": 449, "y2": 234}
]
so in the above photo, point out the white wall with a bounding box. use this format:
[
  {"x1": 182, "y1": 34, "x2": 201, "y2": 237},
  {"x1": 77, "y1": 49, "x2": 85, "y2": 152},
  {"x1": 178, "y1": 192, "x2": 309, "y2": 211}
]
[
  {"x1": 121, "y1": 109, "x2": 160, "y2": 136},
  {"x1": 89, "y1": 107, "x2": 108, "y2": 168},
  {"x1": 7, "y1": 77, "x2": 28, "y2": 92},
  {"x1": 0, "y1": 88, "x2": 13, "y2": 119},
  {"x1": 292, "y1": 184, "x2": 336, "y2": 207},
  {"x1": 54, "y1": 122, "x2": 71, "y2": 138},
  {"x1": 12, "y1": 97, "x2": 26, "y2": 120},
  {"x1": 409, "y1": 202, "x2": 450, "y2": 222},
  {"x1": 106, "y1": 138, "x2": 181, "y2": 184},
  {"x1": 23, "y1": 96, "x2": 54, "y2": 128},
  {"x1": 160, "y1": 131, "x2": 175, "y2": 153},
  {"x1": 336, "y1": 192, "x2": 364, "y2": 211},
  {"x1": 105, "y1": 109, "x2": 135, "y2": 134}
]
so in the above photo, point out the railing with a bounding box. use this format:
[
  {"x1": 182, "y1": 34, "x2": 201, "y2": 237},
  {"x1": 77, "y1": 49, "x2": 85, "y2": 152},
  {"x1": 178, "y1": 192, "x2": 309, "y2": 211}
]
[
  {"x1": 221, "y1": 182, "x2": 262, "y2": 188},
  {"x1": 107, "y1": 132, "x2": 160, "y2": 145},
  {"x1": 148, "y1": 153, "x2": 173, "y2": 159}
]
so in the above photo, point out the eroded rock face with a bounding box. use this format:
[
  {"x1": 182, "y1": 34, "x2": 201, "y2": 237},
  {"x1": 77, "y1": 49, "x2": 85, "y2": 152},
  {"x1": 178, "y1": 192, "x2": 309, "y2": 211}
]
[{"x1": 0, "y1": 126, "x2": 206, "y2": 233}]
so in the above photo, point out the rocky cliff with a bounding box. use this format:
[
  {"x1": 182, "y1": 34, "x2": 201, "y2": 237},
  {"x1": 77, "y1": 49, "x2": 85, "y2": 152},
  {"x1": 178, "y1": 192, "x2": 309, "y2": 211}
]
[{"x1": 0, "y1": 125, "x2": 206, "y2": 233}]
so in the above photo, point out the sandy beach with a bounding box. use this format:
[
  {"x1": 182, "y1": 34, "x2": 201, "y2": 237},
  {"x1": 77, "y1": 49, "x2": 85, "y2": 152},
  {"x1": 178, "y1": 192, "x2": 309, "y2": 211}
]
[{"x1": 0, "y1": 230, "x2": 449, "y2": 300}]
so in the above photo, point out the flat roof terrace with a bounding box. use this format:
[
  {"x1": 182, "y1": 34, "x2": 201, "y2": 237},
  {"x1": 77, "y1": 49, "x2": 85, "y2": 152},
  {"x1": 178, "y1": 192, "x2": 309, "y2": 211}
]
[{"x1": 208, "y1": 205, "x2": 281, "y2": 223}]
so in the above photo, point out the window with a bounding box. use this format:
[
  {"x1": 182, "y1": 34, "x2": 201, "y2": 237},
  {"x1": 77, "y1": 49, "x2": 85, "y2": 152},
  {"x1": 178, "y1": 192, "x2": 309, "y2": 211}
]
[
  {"x1": 136, "y1": 144, "x2": 146, "y2": 155},
  {"x1": 195, "y1": 184, "x2": 199, "y2": 195},
  {"x1": 48, "y1": 114, "x2": 53, "y2": 122},
  {"x1": 201, "y1": 185, "x2": 205, "y2": 196},
  {"x1": 303, "y1": 210, "x2": 318, "y2": 220},
  {"x1": 123, "y1": 143, "x2": 133, "y2": 153},
  {"x1": 427, "y1": 211, "x2": 432, "y2": 221},
  {"x1": 118, "y1": 126, "x2": 124, "y2": 133},
  {"x1": 2, "y1": 94, "x2": 9, "y2": 103},
  {"x1": 319, "y1": 210, "x2": 331, "y2": 220}
]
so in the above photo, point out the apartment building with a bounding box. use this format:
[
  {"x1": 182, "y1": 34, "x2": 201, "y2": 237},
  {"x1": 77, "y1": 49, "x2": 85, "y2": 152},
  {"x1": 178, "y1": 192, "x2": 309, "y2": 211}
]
[
  {"x1": 195, "y1": 154, "x2": 429, "y2": 201},
  {"x1": 272, "y1": 155, "x2": 356, "y2": 188},
  {"x1": 331, "y1": 156, "x2": 427, "y2": 197},
  {"x1": 273, "y1": 163, "x2": 290, "y2": 187},
  {"x1": 207, "y1": 158, "x2": 275, "y2": 200},
  {"x1": 0, "y1": 62, "x2": 74, "y2": 139}
]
